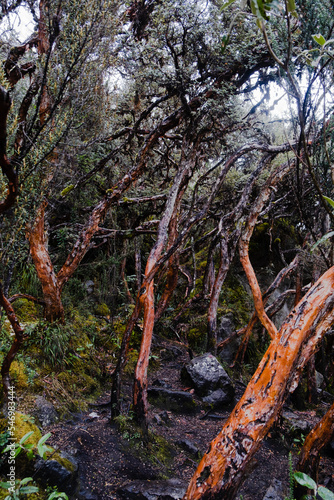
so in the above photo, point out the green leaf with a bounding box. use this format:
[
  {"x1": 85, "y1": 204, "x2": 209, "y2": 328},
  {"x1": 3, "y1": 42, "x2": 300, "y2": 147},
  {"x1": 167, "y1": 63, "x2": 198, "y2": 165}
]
[
  {"x1": 20, "y1": 477, "x2": 33, "y2": 486},
  {"x1": 47, "y1": 492, "x2": 69, "y2": 500},
  {"x1": 20, "y1": 486, "x2": 39, "y2": 494},
  {"x1": 312, "y1": 33, "x2": 326, "y2": 46},
  {"x1": 287, "y1": 0, "x2": 297, "y2": 17},
  {"x1": 310, "y1": 231, "x2": 334, "y2": 252},
  {"x1": 221, "y1": 0, "x2": 238, "y2": 9},
  {"x1": 0, "y1": 481, "x2": 11, "y2": 488},
  {"x1": 294, "y1": 472, "x2": 317, "y2": 490},
  {"x1": 318, "y1": 486, "x2": 334, "y2": 500},
  {"x1": 38, "y1": 432, "x2": 51, "y2": 446},
  {"x1": 20, "y1": 431, "x2": 34, "y2": 445},
  {"x1": 323, "y1": 195, "x2": 334, "y2": 209}
]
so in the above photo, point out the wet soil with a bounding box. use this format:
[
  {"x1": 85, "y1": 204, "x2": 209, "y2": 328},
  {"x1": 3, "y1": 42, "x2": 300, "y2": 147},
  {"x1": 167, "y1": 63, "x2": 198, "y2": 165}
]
[{"x1": 45, "y1": 340, "x2": 334, "y2": 500}]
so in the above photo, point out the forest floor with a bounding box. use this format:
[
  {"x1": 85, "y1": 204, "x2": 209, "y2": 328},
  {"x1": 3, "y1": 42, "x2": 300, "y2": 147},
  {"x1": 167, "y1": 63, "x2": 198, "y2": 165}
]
[{"x1": 45, "y1": 338, "x2": 334, "y2": 500}]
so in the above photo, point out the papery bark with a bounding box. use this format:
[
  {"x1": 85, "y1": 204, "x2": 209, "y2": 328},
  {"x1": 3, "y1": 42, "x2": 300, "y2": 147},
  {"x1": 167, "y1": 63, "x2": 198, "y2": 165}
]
[{"x1": 27, "y1": 201, "x2": 65, "y2": 323}]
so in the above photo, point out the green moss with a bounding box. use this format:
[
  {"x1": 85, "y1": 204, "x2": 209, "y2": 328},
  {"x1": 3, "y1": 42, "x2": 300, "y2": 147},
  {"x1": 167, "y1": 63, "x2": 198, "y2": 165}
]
[
  {"x1": 188, "y1": 327, "x2": 207, "y2": 353},
  {"x1": 124, "y1": 349, "x2": 139, "y2": 375},
  {"x1": 10, "y1": 361, "x2": 29, "y2": 389},
  {"x1": 13, "y1": 299, "x2": 42, "y2": 322},
  {"x1": 94, "y1": 303, "x2": 111, "y2": 317},
  {"x1": 14, "y1": 413, "x2": 42, "y2": 446}
]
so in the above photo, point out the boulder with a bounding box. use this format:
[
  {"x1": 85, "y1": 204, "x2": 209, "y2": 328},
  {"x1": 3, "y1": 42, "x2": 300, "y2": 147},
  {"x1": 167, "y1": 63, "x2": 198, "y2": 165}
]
[
  {"x1": 118, "y1": 478, "x2": 187, "y2": 499},
  {"x1": 148, "y1": 387, "x2": 197, "y2": 414},
  {"x1": 33, "y1": 396, "x2": 59, "y2": 428},
  {"x1": 34, "y1": 451, "x2": 78, "y2": 495},
  {"x1": 181, "y1": 353, "x2": 234, "y2": 407}
]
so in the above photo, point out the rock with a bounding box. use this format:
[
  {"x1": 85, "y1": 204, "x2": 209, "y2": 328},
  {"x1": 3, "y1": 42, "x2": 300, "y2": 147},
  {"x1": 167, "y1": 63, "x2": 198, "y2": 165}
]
[
  {"x1": 84, "y1": 280, "x2": 95, "y2": 294},
  {"x1": 316, "y1": 370, "x2": 324, "y2": 389},
  {"x1": 181, "y1": 353, "x2": 234, "y2": 405},
  {"x1": 175, "y1": 439, "x2": 200, "y2": 458},
  {"x1": 34, "y1": 451, "x2": 78, "y2": 495},
  {"x1": 118, "y1": 478, "x2": 187, "y2": 499},
  {"x1": 33, "y1": 396, "x2": 59, "y2": 428},
  {"x1": 217, "y1": 315, "x2": 238, "y2": 364},
  {"x1": 202, "y1": 388, "x2": 232, "y2": 409},
  {"x1": 282, "y1": 410, "x2": 314, "y2": 434},
  {"x1": 148, "y1": 387, "x2": 197, "y2": 414},
  {"x1": 262, "y1": 479, "x2": 287, "y2": 500}
]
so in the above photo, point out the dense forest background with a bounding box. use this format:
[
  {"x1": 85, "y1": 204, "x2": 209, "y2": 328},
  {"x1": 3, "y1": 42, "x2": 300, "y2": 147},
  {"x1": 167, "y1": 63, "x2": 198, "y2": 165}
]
[{"x1": 1, "y1": 0, "x2": 334, "y2": 498}]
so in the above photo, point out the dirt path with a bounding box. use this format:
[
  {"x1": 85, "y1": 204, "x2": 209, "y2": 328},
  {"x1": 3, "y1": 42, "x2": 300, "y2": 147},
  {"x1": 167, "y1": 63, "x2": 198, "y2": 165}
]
[{"x1": 46, "y1": 341, "x2": 334, "y2": 499}]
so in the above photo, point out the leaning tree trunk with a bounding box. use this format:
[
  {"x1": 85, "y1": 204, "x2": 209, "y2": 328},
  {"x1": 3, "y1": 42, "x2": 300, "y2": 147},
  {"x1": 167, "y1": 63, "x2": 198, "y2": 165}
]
[
  {"x1": 133, "y1": 136, "x2": 199, "y2": 436},
  {"x1": 0, "y1": 287, "x2": 25, "y2": 399},
  {"x1": 296, "y1": 402, "x2": 334, "y2": 485},
  {"x1": 184, "y1": 266, "x2": 334, "y2": 499}
]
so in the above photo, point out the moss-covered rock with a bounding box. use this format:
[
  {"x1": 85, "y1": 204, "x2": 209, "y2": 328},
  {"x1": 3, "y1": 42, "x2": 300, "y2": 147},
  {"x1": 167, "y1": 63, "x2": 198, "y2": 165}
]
[{"x1": 10, "y1": 361, "x2": 29, "y2": 390}]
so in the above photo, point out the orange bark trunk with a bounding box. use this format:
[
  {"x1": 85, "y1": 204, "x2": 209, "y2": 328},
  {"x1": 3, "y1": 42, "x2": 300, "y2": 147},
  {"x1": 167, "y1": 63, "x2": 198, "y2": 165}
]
[
  {"x1": 184, "y1": 266, "x2": 334, "y2": 499},
  {"x1": 296, "y1": 402, "x2": 334, "y2": 481},
  {"x1": 27, "y1": 201, "x2": 64, "y2": 323}
]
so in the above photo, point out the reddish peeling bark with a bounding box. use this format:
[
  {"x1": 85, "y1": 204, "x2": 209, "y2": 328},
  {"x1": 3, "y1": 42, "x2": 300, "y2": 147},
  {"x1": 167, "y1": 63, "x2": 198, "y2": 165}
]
[
  {"x1": 133, "y1": 138, "x2": 199, "y2": 434},
  {"x1": 0, "y1": 287, "x2": 25, "y2": 399},
  {"x1": 155, "y1": 213, "x2": 179, "y2": 322},
  {"x1": 296, "y1": 402, "x2": 334, "y2": 482},
  {"x1": 26, "y1": 201, "x2": 65, "y2": 323},
  {"x1": 184, "y1": 266, "x2": 334, "y2": 499},
  {"x1": 232, "y1": 256, "x2": 299, "y2": 365}
]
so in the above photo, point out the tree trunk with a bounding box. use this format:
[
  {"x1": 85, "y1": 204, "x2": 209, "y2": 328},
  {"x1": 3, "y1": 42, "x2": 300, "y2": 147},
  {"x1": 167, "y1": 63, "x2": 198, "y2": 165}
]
[
  {"x1": 133, "y1": 136, "x2": 198, "y2": 434},
  {"x1": 207, "y1": 237, "x2": 229, "y2": 354},
  {"x1": 296, "y1": 402, "x2": 334, "y2": 487},
  {"x1": 184, "y1": 266, "x2": 334, "y2": 499},
  {"x1": 27, "y1": 201, "x2": 65, "y2": 323},
  {"x1": 0, "y1": 287, "x2": 25, "y2": 399}
]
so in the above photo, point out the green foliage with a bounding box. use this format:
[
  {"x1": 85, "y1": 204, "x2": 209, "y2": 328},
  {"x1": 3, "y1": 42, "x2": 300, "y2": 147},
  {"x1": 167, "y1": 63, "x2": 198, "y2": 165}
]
[
  {"x1": 0, "y1": 477, "x2": 39, "y2": 499},
  {"x1": 294, "y1": 472, "x2": 334, "y2": 500}
]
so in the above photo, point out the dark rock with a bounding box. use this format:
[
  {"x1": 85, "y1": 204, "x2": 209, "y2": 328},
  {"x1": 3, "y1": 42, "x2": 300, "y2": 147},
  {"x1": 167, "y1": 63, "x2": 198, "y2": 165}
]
[
  {"x1": 148, "y1": 387, "x2": 197, "y2": 414},
  {"x1": 217, "y1": 315, "x2": 237, "y2": 364},
  {"x1": 202, "y1": 388, "x2": 232, "y2": 409},
  {"x1": 282, "y1": 410, "x2": 314, "y2": 435},
  {"x1": 262, "y1": 479, "x2": 287, "y2": 500},
  {"x1": 160, "y1": 411, "x2": 170, "y2": 424},
  {"x1": 76, "y1": 484, "x2": 99, "y2": 500},
  {"x1": 33, "y1": 396, "x2": 59, "y2": 428},
  {"x1": 84, "y1": 280, "x2": 95, "y2": 294},
  {"x1": 181, "y1": 353, "x2": 234, "y2": 405},
  {"x1": 175, "y1": 439, "x2": 200, "y2": 458},
  {"x1": 152, "y1": 379, "x2": 172, "y2": 389},
  {"x1": 34, "y1": 451, "x2": 78, "y2": 495},
  {"x1": 118, "y1": 478, "x2": 187, "y2": 499},
  {"x1": 153, "y1": 414, "x2": 163, "y2": 425}
]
